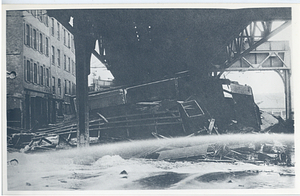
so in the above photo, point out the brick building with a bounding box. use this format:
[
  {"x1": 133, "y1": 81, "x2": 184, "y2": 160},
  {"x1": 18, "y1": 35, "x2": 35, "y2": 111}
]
[{"x1": 6, "y1": 10, "x2": 76, "y2": 130}]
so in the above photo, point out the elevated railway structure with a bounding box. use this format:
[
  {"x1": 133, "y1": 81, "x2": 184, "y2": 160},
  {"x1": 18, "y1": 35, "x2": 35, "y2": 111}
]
[
  {"x1": 224, "y1": 41, "x2": 291, "y2": 120},
  {"x1": 46, "y1": 7, "x2": 292, "y2": 146}
]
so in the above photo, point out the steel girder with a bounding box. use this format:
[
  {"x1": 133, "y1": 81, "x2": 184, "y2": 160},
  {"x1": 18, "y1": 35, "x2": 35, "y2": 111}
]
[
  {"x1": 224, "y1": 40, "x2": 292, "y2": 120},
  {"x1": 218, "y1": 20, "x2": 291, "y2": 76}
]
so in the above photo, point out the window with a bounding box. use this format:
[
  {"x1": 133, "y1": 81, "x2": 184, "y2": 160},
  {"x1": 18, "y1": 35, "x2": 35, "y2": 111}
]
[
  {"x1": 33, "y1": 29, "x2": 37, "y2": 49},
  {"x1": 40, "y1": 65, "x2": 44, "y2": 85},
  {"x1": 24, "y1": 59, "x2": 31, "y2": 82},
  {"x1": 58, "y1": 78, "x2": 61, "y2": 95},
  {"x1": 64, "y1": 55, "x2": 66, "y2": 70},
  {"x1": 64, "y1": 80, "x2": 67, "y2": 94},
  {"x1": 68, "y1": 57, "x2": 70, "y2": 72},
  {"x1": 51, "y1": 46, "x2": 55, "y2": 64},
  {"x1": 68, "y1": 33, "x2": 70, "y2": 48},
  {"x1": 25, "y1": 24, "x2": 31, "y2": 46},
  {"x1": 46, "y1": 68, "x2": 49, "y2": 87},
  {"x1": 57, "y1": 22, "x2": 60, "y2": 40},
  {"x1": 37, "y1": 63, "x2": 40, "y2": 84},
  {"x1": 39, "y1": 33, "x2": 43, "y2": 53},
  {"x1": 45, "y1": 37, "x2": 49, "y2": 56},
  {"x1": 37, "y1": 62, "x2": 40, "y2": 84},
  {"x1": 44, "y1": 66, "x2": 46, "y2": 86},
  {"x1": 71, "y1": 35, "x2": 74, "y2": 51},
  {"x1": 73, "y1": 37, "x2": 75, "y2": 50},
  {"x1": 52, "y1": 77, "x2": 55, "y2": 94},
  {"x1": 63, "y1": 29, "x2": 66, "y2": 45},
  {"x1": 72, "y1": 82, "x2": 76, "y2": 95},
  {"x1": 30, "y1": 60, "x2": 33, "y2": 83},
  {"x1": 57, "y1": 49, "x2": 60, "y2": 67},
  {"x1": 23, "y1": 58, "x2": 26, "y2": 80},
  {"x1": 68, "y1": 81, "x2": 71, "y2": 94},
  {"x1": 51, "y1": 18, "x2": 54, "y2": 36},
  {"x1": 36, "y1": 31, "x2": 39, "y2": 51},
  {"x1": 72, "y1": 60, "x2": 75, "y2": 75},
  {"x1": 33, "y1": 63, "x2": 37, "y2": 83},
  {"x1": 45, "y1": 15, "x2": 48, "y2": 26}
]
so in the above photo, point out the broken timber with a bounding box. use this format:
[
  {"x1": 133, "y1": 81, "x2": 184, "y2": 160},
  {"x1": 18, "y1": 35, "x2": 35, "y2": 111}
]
[{"x1": 8, "y1": 75, "x2": 266, "y2": 150}]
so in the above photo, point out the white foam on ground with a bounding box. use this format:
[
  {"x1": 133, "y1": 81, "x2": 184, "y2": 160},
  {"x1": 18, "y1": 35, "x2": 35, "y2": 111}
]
[{"x1": 6, "y1": 133, "x2": 295, "y2": 191}]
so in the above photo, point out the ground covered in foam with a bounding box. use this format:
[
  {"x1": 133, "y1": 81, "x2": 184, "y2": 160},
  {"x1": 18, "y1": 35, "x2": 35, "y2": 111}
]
[{"x1": 5, "y1": 133, "x2": 295, "y2": 191}]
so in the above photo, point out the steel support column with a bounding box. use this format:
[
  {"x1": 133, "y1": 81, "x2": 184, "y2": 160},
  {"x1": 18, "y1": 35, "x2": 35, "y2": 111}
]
[
  {"x1": 73, "y1": 17, "x2": 95, "y2": 147},
  {"x1": 284, "y1": 70, "x2": 292, "y2": 120}
]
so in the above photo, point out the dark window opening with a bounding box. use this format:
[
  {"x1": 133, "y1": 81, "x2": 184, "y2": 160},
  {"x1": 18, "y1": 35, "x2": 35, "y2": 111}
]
[
  {"x1": 25, "y1": 60, "x2": 31, "y2": 82},
  {"x1": 51, "y1": 46, "x2": 55, "y2": 64},
  {"x1": 39, "y1": 33, "x2": 43, "y2": 53},
  {"x1": 25, "y1": 24, "x2": 30, "y2": 46},
  {"x1": 52, "y1": 77, "x2": 55, "y2": 94},
  {"x1": 57, "y1": 49, "x2": 60, "y2": 67},
  {"x1": 33, "y1": 29, "x2": 37, "y2": 49},
  {"x1": 64, "y1": 55, "x2": 66, "y2": 70},
  {"x1": 57, "y1": 22, "x2": 60, "y2": 40},
  {"x1": 33, "y1": 63, "x2": 37, "y2": 83},
  {"x1": 68, "y1": 57, "x2": 70, "y2": 72},
  {"x1": 51, "y1": 18, "x2": 54, "y2": 36},
  {"x1": 40, "y1": 66, "x2": 44, "y2": 85},
  {"x1": 68, "y1": 33, "x2": 70, "y2": 48},
  {"x1": 58, "y1": 78, "x2": 61, "y2": 96},
  {"x1": 63, "y1": 29, "x2": 66, "y2": 45},
  {"x1": 64, "y1": 79, "x2": 67, "y2": 94},
  {"x1": 45, "y1": 37, "x2": 49, "y2": 56}
]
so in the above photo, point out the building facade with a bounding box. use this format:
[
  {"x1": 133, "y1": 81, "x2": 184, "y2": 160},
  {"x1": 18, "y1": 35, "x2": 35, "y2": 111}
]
[{"x1": 6, "y1": 10, "x2": 76, "y2": 130}]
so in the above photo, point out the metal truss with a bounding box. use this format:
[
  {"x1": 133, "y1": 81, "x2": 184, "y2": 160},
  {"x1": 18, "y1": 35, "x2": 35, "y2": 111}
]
[
  {"x1": 221, "y1": 20, "x2": 291, "y2": 73},
  {"x1": 92, "y1": 35, "x2": 111, "y2": 70},
  {"x1": 217, "y1": 20, "x2": 292, "y2": 120},
  {"x1": 226, "y1": 43, "x2": 290, "y2": 72},
  {"x1": 223, "y1": 40, "x2": 292, "y2": 120}
]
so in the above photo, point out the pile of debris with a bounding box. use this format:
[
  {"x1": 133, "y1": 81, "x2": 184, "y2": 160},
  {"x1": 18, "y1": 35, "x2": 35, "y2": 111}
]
[
  {"x1": 6, "y1": 75, "x2": 294, "y2": 154},
  {"x1": 140, "y1": 139, "x2": 294, "y2": 167},
  {"x1": 260, "y1": 111, "x2": 294, "y2": 133},
  {"x1": 7, "y1": 108, "x2": 294, "y2": 156}
]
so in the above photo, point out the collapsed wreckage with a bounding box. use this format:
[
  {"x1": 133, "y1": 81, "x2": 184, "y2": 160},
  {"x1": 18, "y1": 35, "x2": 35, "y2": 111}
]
[
  {"x1": 7, "y1": 73, "x2": 293, "y2": 162},
  {"x1": 86, "y1": 72, "x2": 261, "y2": 139}
]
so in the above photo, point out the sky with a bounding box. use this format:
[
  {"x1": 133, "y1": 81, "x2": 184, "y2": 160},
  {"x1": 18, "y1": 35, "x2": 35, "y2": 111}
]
[{"x1": 223, "y1": 71, "x2": 285, "y2": 95}]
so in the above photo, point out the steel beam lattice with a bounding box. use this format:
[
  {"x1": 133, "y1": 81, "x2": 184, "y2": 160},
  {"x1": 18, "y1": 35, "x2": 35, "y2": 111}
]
[
  {"x1": 223, "y1": 40, "x2": 292, "y2": 120},
  {"x1": 216, "y1": 17, "x2": 292, "y2": 120},
  {"x1": 220, "y1": 20, "x2": 291, "y2": 73}
]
